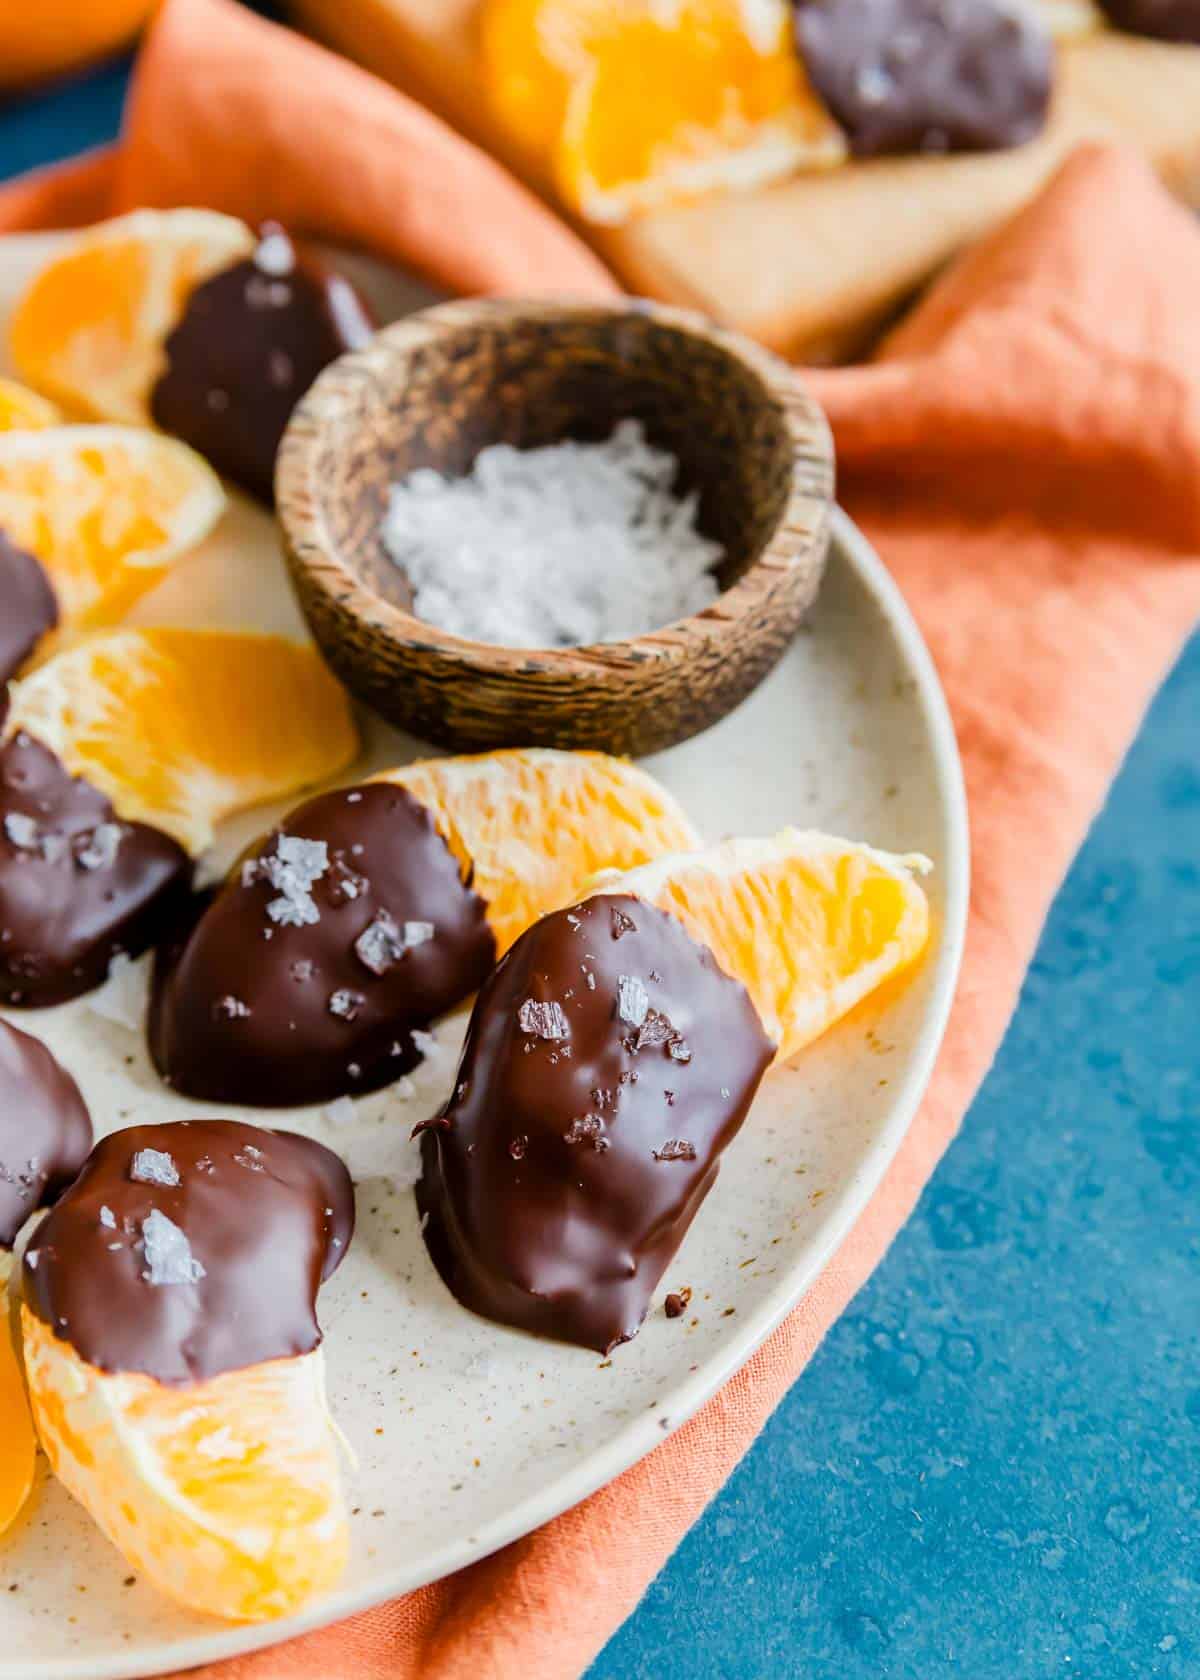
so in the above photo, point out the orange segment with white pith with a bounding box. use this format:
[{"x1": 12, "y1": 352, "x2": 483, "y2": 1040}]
[
  {"x1": 0, "y1": 427, "x2": 224, "y2": 635},
  {"x1": 376, "y1": 748, "x2": 698, "y2": 954},
  {"x1": 4, "y1": 628, "x2": 359, "y2": 857},
  {"x1": 21, "y1": 1312, "x2": 346, "y2": 1622},
  {"x1": 480, "y1": 0, "x2": 844, "y2": 223},
  {"x1": 590, "y1": 829, "x2": 932, "y2": 1062},
  {"x1": 10, "y1": 210, "x2": 254, "y2": 426}
]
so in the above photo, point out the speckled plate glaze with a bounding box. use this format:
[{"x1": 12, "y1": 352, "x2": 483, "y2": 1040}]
[{"x1": 0, "y1": 236, "x2": 968, "y2": 1680}]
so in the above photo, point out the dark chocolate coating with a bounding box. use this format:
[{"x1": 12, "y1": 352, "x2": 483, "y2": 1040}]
[
  {"x1": 0, "y1": 1018, "x2": 91, "y2": 1249},
  {"x1": 1096, "y1": 0, "x2": 1200, "y2": 41},
  {"x1": 0, "y1": 531, "x2": 57, "y2": 684},
  {"x1": 22, "y1": 1119, "x2": 355, "y2": 1384},
  {"x1": 416, "y1": 893, "x2": 774, "y2": 1354},
  {"x1": 149, "y1": 782, "x2": 496, "y2": 1108},
  {"x1": 0, "y1": 732, "x2": 191, "y2": 1007},
  {"x1": 794, "y1": 0, "x2": 1053, "y2": 157},
  {"x1": 150, "y1": 223, "x2": 375, "y2": 503}
]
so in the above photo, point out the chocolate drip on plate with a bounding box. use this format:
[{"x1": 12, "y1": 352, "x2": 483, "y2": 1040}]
[
  {"x1": 417, "y1": 893, "x2": 774, "y2": 1354},
  {"x1": 794, "y1": 0, "x2": 1053, "y2": 158},
  {"x1": 1096, "y1": 0, "x2": 1200, "y2": 40},
  {"x1": 149, "y1": 782, "x2": 496, "y2": 1107},
  {"x1": 150, "y1": 222, "x2": 375, "y2": 503},
  {"x1": 0, "y1": 531, "x2": 57, "y2": 685},
  {"x1": 0, "y1": 732, "x2": 191, "y2": 1007},
  {"x1": 22, "y1": 1119, "x2": 354, "y2": 1385},
  {"x1": 0, "y1": 1018, "x2": 91, "y2": 1249}
]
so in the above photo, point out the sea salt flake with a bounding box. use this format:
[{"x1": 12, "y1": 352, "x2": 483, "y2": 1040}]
[
  {"x1": 380, "y1": 420, "x2": 722, "y2": 649},
  {"x1": 99, "y1": 1205, "x2": 117, "y2": 1229},
  {"x1": 75, "y1": 822, "x2": 122, "y2": 871},
  {"x1": 3, "y1": 812, "x2": 39, "y2": 850},
  {"x1": 130, "y1": 1148, "x2": 180, "y2": 1188},
  {"x1": 328, "y1": 988, "x2": 365, "y2": 1021},
  {"x1": 141, "y1": 1209, "x2": 205, "y2": 1285},
  {"x1": 518, "y1": 999, "x2": 569, "y2": 1041},
  {"x1": 610, "y1": 907, "x2": 636, "y2": 940},
  {"x1": 233, "y1": 1144, "x2": 265, "y2": 1171},
  {"x1": 25, "y1": 1250, "x2": 38, "y2": 1269},
  {"x1": 653, "y1": 1139, "x2": 697, "y2": 1162},
  {"x1": 213, "y1": 994, "x2": 250, "y2": 1022},
  {"x1": 411, "y1": 1029, "x2": 438, "y2": 1058},
  {"x1": 355, "y1": 908, "x2": 408, "y2": 975},
  {"x1": 668, "y1": 1037, "x2": 692, "y2": 1064},
  {"x1": 616, "y1": 975, "x2": 649, "y2": 1028},
  {"x1": 262, "y1": 834, "x2": 328, "y2": 927},
  {"x1": 404, "y1": 920, "x2": 434, "y2": 948}
]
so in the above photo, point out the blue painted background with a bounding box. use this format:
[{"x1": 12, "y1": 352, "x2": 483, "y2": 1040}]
[{"x1": 1, "y1": 38, "x2": 1197, "y2": 1680}]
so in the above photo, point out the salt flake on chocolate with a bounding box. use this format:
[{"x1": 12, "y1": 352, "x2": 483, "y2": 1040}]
[
  {"x1": 4, "y1": 812, "x2": 39, "y2": 851},
  {"x1": 616, "y1": 975, "x2": 649, "y2": 1028},
  {"x1": 76, "y1": 822, "x2": 123, "y2": 871},
  {"x1": 140, "y1": 1208, "x2": 205, "y2": 1286},
  {"x1": 262, "y1": 834, "x2": 329, "y2": 927},
  {"x1": 130, "y1": 1148, "x2": 180, "y2": 1188},
  {"x1": 354, "y1": 908, "x2": 409, "y2": 975},
  {"x1": 518, "y1": 999, "x2": 569, "y2": 1041}
]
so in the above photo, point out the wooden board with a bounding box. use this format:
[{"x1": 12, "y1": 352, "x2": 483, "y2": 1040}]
[{"x1": 287, "y1": 2, "x2": 1200, "y2": 360}]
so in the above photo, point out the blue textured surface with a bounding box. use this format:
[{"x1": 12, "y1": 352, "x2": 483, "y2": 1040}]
[{"x1": 1, "y1": 49, "x2": 1197, "y2": 1680}]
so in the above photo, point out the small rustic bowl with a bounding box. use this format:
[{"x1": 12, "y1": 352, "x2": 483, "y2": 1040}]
[{"x1": 276, "y1": 298, "x2": 834, "y2": 757}]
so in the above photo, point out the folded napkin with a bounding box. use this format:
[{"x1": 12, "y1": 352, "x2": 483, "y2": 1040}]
[{"x1": 2, "y1": 3, "x2": 1200, "y2": 1673}]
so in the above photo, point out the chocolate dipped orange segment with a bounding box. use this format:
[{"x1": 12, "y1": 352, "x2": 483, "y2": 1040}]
[
  {"x1": 4, "y1": 627, "x2": 358, "y2": 857},
  {"x1": 0, "y1": 628, "x2": 356, "y2": 1006},
  {"x1": 417, "y1": 892, "x2": 774, "y2": 1352},
  {"x1": 150, "y1": 781, "x2": 496, "y2": 1107},
  {"x1": 592, "y1": 830, "x2": 932, "y2": 1063},
  {"x1": 20, "y1": 1120, "x2": 353, "y2": 1620},
  {"x1": 0, "y1": 425, "x2": 224, "y2": 639},
  {"x1": 0, "y1": 1020, "x2": 92, "y2": 1538},
  {"x1": 9, "y1": 210, "x2": 254, "y2": 426},
  {"x1": 378, "y1": 748, "x2": 699, "y2": 954},
  {"x1": 149, "y1": 749, "x2": 696, "y2": 1106}
]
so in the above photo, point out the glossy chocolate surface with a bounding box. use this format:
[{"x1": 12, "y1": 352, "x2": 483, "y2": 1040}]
[
  {"x1": 150, "y1": 222, "x2": 375, "y2": 502},
  {"x1": 22, "y1": 1119, "x2": 354, "y2": 1384},
  {"x1": 417, "y1": 893, "x2": 775, "y2": 1353},
  {"x1": 0, "y1": 1018, "x2": 90, "y2": 1249},
  {"x1": 0, "y1": 732, "x2": 191, "y2": 1007},
  {"x1": 794, "y1": 0, "x2": 1053, "y2": 157},
  {"x1": 1097, "y1": 0, "x2": 1200, "y2": 40},
  {"x1": 0, "y1": 532, "x2": 57, "y2": 684},
  {"x1": 149, "y1": 782, "x2": 496, "y2": 1107}
]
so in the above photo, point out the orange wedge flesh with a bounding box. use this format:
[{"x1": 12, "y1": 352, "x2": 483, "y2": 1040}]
[
  {"x1": 0, "y1": 0, "x2": 158, "y2": 92},
  {"x1": 4, "y1": 628, "x2": 359, "y2": 857},
  {"x1": 22, "y1": 1311, "x2": 347, "y2": 1622},
  {"x1": 0, "y1": 379, "x2": 61, "y2": 432},
  {"x1": 10, "y1": 210, "x2": 254, "y2": 425},
  {"x1": 594, "y1": 830, "x2": 932, "y2": 1062},
  {"x1": 480, "y1": 0, "x2": 844, "y2": 223},
  {"x1": 0, "y1": 1275, "x2": 36, "y2": 1538},
  {"x1": 0, "y1": 427, "x2": 225, "y2": 634},
  {"x1": 377, "y1": 748, "x2": 698, "y2": 954}
]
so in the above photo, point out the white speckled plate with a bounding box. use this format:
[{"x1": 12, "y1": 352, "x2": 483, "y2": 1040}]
[{"x1": 0, "y1": 236, "x2": 968, "y2": 1680}]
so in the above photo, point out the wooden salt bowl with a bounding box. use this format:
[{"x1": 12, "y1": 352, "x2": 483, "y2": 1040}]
[{"x1": 276, "y1": 298, "x2": 835, "y2": 757}]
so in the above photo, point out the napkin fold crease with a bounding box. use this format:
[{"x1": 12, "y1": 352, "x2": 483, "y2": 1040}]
[{"x1": 0, "y1": 4, "x2": 1197, "y2": 1675}]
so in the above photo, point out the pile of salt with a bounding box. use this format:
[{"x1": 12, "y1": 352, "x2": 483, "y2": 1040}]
[{"x1": 381, "y1": 420, "x2": 722, "y2": 648}]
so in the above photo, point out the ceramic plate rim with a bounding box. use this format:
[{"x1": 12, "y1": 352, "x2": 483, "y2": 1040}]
[{"x1": 13, "y1": 507, "x2": 969, "y2": 1680}]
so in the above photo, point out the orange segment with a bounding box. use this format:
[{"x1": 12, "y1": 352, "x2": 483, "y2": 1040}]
[
  {"x1": 0, "y1": 379, "x2": 61, "y2": 432},
  {"x1": 377, "y1": 748, "x2": 698, "y2": 953},
  {"x1": 0, "y1": 0, "x2": 158, "y2": 91},
  {"x1": 480, "y1": 0, "x2": 844, "y2": 223},
  {"x1": 0, "y1": 427, "x2": 224, "y2": 632},
  {"x1": 10, "y1": 210, "x2": 254, "y2": 425},
  {"x1": 22, "y1": 1311, "x2": 347, "y2": 1622},
  {"x1": 4, "y1": 628, "x2": 359, "y2": 856},
  {"x1": 0, "y1": 1275, "x2": 36, "y2": 1538},
  {"x1": 594, "y1": 830, "x2": 932, "y2": 1062}
]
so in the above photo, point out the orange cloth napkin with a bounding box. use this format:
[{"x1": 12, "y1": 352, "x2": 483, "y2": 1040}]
[{"x1": 3, "y1": 4, "x2": 1200, "y2": 1675}]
